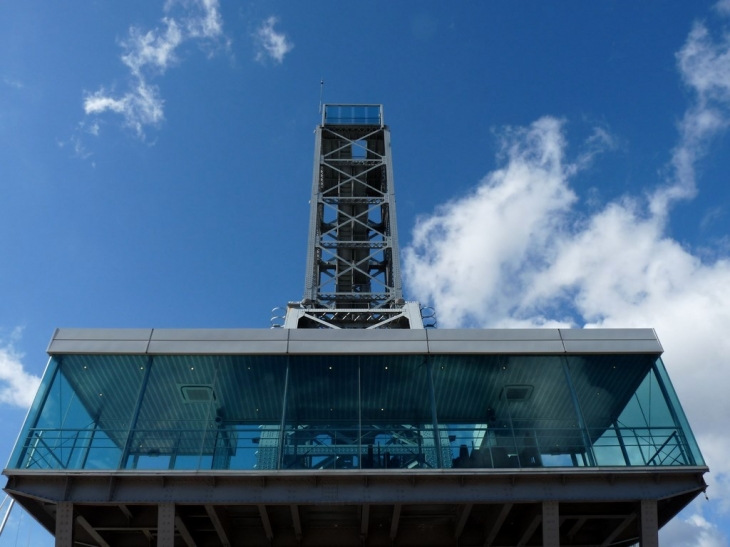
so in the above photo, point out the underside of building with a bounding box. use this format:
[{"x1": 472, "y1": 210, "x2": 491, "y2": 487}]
[{"x1": 3, "y1": 327, "x2": 708, "y2": 546}]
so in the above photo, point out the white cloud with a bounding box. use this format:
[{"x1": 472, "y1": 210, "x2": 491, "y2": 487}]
[
  {"x1": 57, "y1": 133, "x2": 92, "y2": 160},
  {"x1": 403, "y1": 8, "x2": 730, "y2": 535},
  {"x1": 254, "y1": 17, "x2": 293, "y2": 64},
  {"x1": 0, "y1": 331, "x2": 41, "y2": 408},
  {"x1": 86, "y1": 121, "x2": 100, "y2": 137},
  {"x1": 167, "y1": 0, "x2": 223, "y2": 39},
  {"x1": 2, "y1": 77, "x2": 24, "y2": 89},
  {"x1": 84, "y1": 82, "x2": 165, "y2": 136},
  {"x1": 651, "y1": 20, "x2": 730, "y2": 216},
  {"x1": 403, "y1": 117, "x2": 579, "y2": 328},
  {"x1": 83, "y1": 0, "x2": 225, "y2": 137},
  {"x1": 661, "y1": 511, "x2": 728, "y2": 547},
  {"x1": 120, "y1": 19, "x2": 184, "y2": 77}
]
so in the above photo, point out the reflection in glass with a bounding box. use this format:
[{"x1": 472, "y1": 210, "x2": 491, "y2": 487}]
[{"x1": 10, "y1": 352, "x2": 704, "y2": 471}]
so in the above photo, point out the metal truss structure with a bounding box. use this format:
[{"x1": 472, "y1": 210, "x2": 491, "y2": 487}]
[{"x1": 284, "y1": 105, "x2": 423, "y2": 329}]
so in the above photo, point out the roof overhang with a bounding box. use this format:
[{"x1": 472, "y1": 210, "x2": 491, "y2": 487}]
[{"x1": 46, "y1": 327, "x2": 664, "y2": 356}]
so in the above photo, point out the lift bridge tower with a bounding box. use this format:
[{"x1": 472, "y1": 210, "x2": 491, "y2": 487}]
[
  {"x1": 1, "y1": 104, "x2": 708, "y2": 547},
  {"x1": 280, "y1": 104, "x2": 426, "y2": 330}
]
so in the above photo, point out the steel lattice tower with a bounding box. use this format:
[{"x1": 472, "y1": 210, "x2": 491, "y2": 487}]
[{"x1": 283, "y1": 104, "x2": 424, "y2": 329}]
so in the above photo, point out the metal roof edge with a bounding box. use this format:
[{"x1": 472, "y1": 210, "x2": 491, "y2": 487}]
[{"x1": 45, "y1": 327, "x2": 663, "y2": 356}]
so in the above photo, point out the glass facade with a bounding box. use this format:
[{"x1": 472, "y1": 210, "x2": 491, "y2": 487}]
[
  {"x1": 8, "y1": 353, "x2": 703, "y2": 471},
  {"x1": 323, "y1": 104, "x2": 382, "y2": 126}
]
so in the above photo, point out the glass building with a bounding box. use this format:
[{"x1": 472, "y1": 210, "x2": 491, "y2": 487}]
[{"x1": 2, "y1": 328, "x2": 708, "y2": 546}]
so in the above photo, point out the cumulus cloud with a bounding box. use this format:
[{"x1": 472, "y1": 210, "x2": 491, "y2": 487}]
[
  {"x1": 717, "y1": 0, "x2": 730, "y2": 16},
  {"x1": 0, "y1": 331, "x2": 41, "y2": 408},
  {"x1": 404, "y1": 117, "x2": 579, "y2": 328},
  {"x1": 403, "y1": 8, "x2": 730, "y2": 537},
  {"x1": 661, "y1": 512, "x2": 728, "y2": 547},
  {"x1": 83, "y1": 0, "x2": 225, "y2": 137},
  {"x1": 254, "y1": 17, "x2": 293, "y2": 64}
]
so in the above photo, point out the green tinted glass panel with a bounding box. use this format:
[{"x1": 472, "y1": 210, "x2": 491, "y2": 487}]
[
  {"x1": 8, "y1": 352, "x2": 704, "y2": 471},
  {"x1": 15, "y1": 354, "x2": 147, "y2": 470},
  {"x1": 284, "y1": 356, "x2": 359, "y2": 470},
  {"x1": 361, "y1": 355, "x2": 432, "y2": 469}
]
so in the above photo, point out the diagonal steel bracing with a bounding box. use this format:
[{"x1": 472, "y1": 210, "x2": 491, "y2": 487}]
[{"x1": 285, "y1": 104, "x2": 423, "y2": 329}]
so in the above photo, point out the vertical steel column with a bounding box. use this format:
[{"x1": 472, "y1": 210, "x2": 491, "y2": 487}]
[
  {"x1": 561, "y1": 357, "x2": 596, "y2": 466},
  {"x1": 613, "y1": 420, "x2": 632, "y2": 466},
  {"x1": 55, "y1": 502, "x2": 74, "y2": 547},
  {"x1": 158, "y1": 503, "x2": 176, "y2": 547},
  {"x1": 542, "y1": 501, "x2": 560, "y2": 547},
  {"x1": 358, "y1": 356, "x2": 363, "y2": 469},
  {"x1": 498, "y1": 358, "x2": 522, "y2": 467},
  {"x1": 651, "y1": 361, "x2": 695, "y2": 465},
  {"x1": 639, "y1": 500, "x2": 659, "y2": 547},
  {"x1": 426, "y1": 358, "x2": 443, "y2": 468},
  {"x1": 382, "y1": 126, "x2": 403, "y2": 301},
  {"x1": 276, "y1": 357, "x2": 291, "y2": 469},
  {"x1": 303, "y1": 127, "x2": 323, "y2": 304},
  {"x1": 119, "y1": 356, "x2": 153, "y2": 469},
  {"x1": 79, "y1": 417, "x2": 99, "y2": 470}
]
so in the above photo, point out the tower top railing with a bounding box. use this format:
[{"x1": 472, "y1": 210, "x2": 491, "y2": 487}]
[{"x1": 322, "y1": 104, "x2": 383, "y2": 126}]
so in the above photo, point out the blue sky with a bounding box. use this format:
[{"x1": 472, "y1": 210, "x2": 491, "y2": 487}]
[{"x1": 2, "y1": 1, "x2": 730, "y2": 544}]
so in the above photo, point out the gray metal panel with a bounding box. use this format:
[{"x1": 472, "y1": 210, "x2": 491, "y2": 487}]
[
  {"x1": 427, "y1": 340, "x2": 566, "y2": 354},
  {"x1": 426, "y1": 329, "x2": 562, "y2": 341},
  {"x1": 288, "y1": 329, "x2": 427, "y2": 341},
  {"x1": 47, "y1": 339, "x2": 151, "y2": 355},
  {"x1": 147, "y1": 340, "x2": 288, "y2": 355},
  {"x1": 288, "y1": 340, "x2": 428, "y2": 354},
  {"x1": 562, "y1": 340, "x2": 663, "y2": 354},
  {"x1": 426, "y1": 329, "x2": 564, "y2": 354},
  {"x1": 52, "y1": 328, "x2": 153, "y2": 341},
  {"x1": 559, "y1": 328, "x2": 659, "y2": 341},
  {"x1": 48, "y1": 329, "x2": 153, "y2": 355},
  {"x1": 45, "y1": 328, "x2": 664, "y2": 356},
  {"x1": 151, "y1": 329, "x2": 288, "y2": 342},
  {"x1": 559, "y1": 328, "x2": 662, "y2": 354},
  {"x1": 288, "y1": 328, "x2": 428, "y2": 354}
]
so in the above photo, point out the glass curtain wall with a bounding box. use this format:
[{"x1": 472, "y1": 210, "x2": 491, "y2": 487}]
[{"x1": 9, "y1": 353, "x2": 703, "y2": 471}]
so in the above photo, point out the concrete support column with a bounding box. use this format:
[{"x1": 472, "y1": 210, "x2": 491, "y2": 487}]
[
  {"x1": 55, "y1": 502, "x2": 74, "y2": 547},
  {"x1": 158, "y1": 502, "x2": 176, "y2": 547},
  {"x1": 640, "y1": 499, "x2": 659, "y2": 547},
  {"x1": 542, "y1": 500, "x2": 560, "y2": 547}
]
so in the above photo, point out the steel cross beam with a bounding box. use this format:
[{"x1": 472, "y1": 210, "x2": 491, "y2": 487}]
[{"x1": 286, "y1": 104, "x2": 423, "y2": 329}]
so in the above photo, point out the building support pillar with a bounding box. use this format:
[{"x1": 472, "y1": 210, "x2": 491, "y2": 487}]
[
  {"x1": 55, "y1": 502, "x2": 74, "y2": 547},
  {"x1": 640, "y1": 499, "x2": 659, "y2": 547},
  {"x1": 542, "y1": 501, "x2": 560, "y2": 547},
  {"x1": 158, "y1": 502, "x2": 176, "y2": 547}
]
